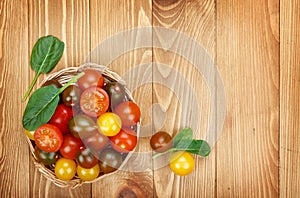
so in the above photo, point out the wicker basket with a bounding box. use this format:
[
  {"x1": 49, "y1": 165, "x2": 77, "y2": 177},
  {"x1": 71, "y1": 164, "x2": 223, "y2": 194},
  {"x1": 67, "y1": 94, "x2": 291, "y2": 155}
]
[{"x1": 26, "y1": 63, "x2": 140, "y2": 188}]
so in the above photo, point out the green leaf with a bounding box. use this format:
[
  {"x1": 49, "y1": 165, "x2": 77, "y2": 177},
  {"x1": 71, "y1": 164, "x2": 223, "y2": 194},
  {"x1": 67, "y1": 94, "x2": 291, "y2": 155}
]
[
  {"x1": 153, "y1": 128, "x2": 212, "y2": 159},
  {"x1": 22, "y1": 72, "x2": 84, "y2": 131},
  {"x1": 22, "y1": 86, "x2": 60, "y2": 131},
  {"x1": 22, "y1": 35, "x2": 64, "y2": 101},
  {"x1": 30, "y1": 35, "x2": 64, "y2": 73},
  {"x1": 182, "y1": 140, "x2": 211, "y2": 157},
  {"x1": 173, "y1": 128, "x2": 193, "y2": 148}
]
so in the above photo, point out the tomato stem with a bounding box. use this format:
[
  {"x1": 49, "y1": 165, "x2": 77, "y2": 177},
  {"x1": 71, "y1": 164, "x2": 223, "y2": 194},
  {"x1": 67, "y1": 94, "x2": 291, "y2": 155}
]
[
  {"x1": 22, "y1": 71, "x2": 41, "y2": 102},
  {"x1": 152, "y1": 148, "x2": 176, "y2": 159},
  {"x1": 57, "y1": 72, "x2": 85, "y2": 94}
]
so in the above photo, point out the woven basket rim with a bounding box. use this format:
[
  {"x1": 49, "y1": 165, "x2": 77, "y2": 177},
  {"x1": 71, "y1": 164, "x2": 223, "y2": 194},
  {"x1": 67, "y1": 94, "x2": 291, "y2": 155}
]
[{"x1": 27, "y1": 63, "x2": 140, "y2": 188}]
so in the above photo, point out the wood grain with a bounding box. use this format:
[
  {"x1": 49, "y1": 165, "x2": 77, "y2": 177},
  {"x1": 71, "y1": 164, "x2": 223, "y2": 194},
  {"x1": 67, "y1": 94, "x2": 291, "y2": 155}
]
[
  {"x1": 216, "y1": 0, "x2": 279, "y2": 197},
  {"x1": 0, "y1": 0, "x2": 30, "y2": 197},
  {"x1": 152, "y1": 0, "x2": 216, "y2": 197},
  {"x1": 27, "y1": 0, "x2": 91, "y2": 197},
  {"x1": 280, "y1": 0, "x2": 300, "y2": 197}
]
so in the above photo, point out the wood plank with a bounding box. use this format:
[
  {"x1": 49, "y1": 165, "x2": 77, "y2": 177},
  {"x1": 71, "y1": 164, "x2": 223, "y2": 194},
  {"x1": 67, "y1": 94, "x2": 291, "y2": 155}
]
[
  {"x1": 0, "y1": 0, "x2": 30, "y2": 197},
  {"x1": 216, "y1": 0, "x2": 279, "y2": 197},
  {"x1": 280, "y1": 0, "x2": 300, "y2": 197},
  {"x1": 152, "y1": 0, "x2": 216, "y2": 197},
  {"x1": 89, "y1": 0, "x2": 154, "y2": 197},
  {"x1": 27, "y1": 0, "x2": 91, "y2": 197}
]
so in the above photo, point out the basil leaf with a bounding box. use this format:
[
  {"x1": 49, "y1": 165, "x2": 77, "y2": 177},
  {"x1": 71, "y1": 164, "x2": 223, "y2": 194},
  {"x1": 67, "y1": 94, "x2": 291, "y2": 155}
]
[
  {"x1": 22, "y1": 72, "x2": 84, "y2": 131},
  {"x1": 30, "y1": 35, "x2": 64, "y2": 73},
  {"x1": 22, "y1": 86, "x2": 60, "y2": 131},
  {"x1": 173, "y1": 128, "x2": 193, "y2": 148},
  {"x1": 22, "y1": 35, "x2": 64, "y2": 101},
  {"x1": 182, "y1": 140, "x2": 211, "y2": 157}
]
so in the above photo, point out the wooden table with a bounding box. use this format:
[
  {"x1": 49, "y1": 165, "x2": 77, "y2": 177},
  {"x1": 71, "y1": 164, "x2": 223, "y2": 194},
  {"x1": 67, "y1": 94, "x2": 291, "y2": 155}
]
[{"x1": 1, "y1": 0, "x2": 299, "y2": 197}]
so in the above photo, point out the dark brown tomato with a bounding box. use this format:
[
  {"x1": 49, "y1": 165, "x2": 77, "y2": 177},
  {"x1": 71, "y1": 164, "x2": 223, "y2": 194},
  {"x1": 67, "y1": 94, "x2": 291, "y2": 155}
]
[
  {"x1": 68, "y1": 114, "x2": 98, "y2": 139},
  {"x1": 42, "y1": 79, "x2": 62, "y2": 89},
  {"x1": 76, "y1": 147, "x2": 99, "y2": 169},
  {"x1": 61, "y1": 85, "x2": 81, "y2": 107},
  {"x1": 104, "y1": 82, "x2": 126, "y2": 108},
  {"x1": 150, "y1": 131, "x2": 172, "y2": 153},
  {"x1": 83, "y1": 131, "x2": 109, "y2": 151},
  {"x1": 99, "y1": 148, "x2": 122, "y2": 174}
]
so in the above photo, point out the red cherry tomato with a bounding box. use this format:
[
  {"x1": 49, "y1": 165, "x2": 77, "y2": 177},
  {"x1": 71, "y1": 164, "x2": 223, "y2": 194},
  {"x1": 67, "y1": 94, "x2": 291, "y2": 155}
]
[
  {"x1": 110, "y1": 128, "x2": 137, "y2": 153},
  {"x1": 60, "y1": 134, "x2": 83, "y2": 159},
  {"x1": 80, "y1": 87, "x2": 109, "y2": 117},
  {"x1": 49, "y1": 104, "x2": 74, "y2": 134},
  {"x1": 34, "y1": 124, "x2": 63, "y2": 152},
  {"x1": 114, "y1": 101, "x2": 141, "y2": 127},
  {"x1": 78, "y1": 69, "x2": 104, "y2": 90},
  {"x1": 83, "y1": 131, "x2": 109, "y2": 151}
]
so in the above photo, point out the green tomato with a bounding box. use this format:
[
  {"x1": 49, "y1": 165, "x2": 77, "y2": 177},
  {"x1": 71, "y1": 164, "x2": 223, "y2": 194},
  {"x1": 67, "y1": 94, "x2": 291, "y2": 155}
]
[{"x1": 34, "y1": 146, "x2": 59, "y2": 165}]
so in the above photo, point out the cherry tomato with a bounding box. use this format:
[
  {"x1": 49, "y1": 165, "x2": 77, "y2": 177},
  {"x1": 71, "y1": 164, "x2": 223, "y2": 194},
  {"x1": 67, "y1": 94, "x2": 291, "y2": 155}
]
[
  {"x1": 150, "y1": 131, "x2": 172, "y2": 153},
  {"x1": 49, "y1": 104, "x2": 74, "y2": 134},
  {"x1": 55, "y1": 158, "x2": 77, "y2": 181},
  {"x1": 42, "y1": 79, "x2": 62, "y2": 89},
  {"x1": 34, "y1": 124, "x2": 63, "y2": 152},
  {"x1": 99, "y1": 148, "x2": 123, "y2": 174},
  {"x1": 77, "y1": 164, "x2": 100, "y2": 181},
  {"x1": 83, "y1": 131, "x2": 109, "y2": 151},
  {"x1": 78, "y1": 69, "x2": 104, "y2": 90},
  {"x1": 114, "y1": 101, "x2": 140, "y2": 127},
  {"x1": 25, "y1": 129, "x2": 35, "y2": 140},
  {"x1": 80, "y1": 87, "x2": 109, "y2": 117},
  {"x1": 61, "y1": 85, "x2": 81, "y2": 107},
  {"x1": 34, "y1": 146, "x2": 59, "y2": 165},
  {"x1": 104, "y1": 82, "x2": 126, "y2": 107},
  {"x1": 76, "y1": 147, "x2": 98, "y2": 169},
  {"x1": 169, "y1": 151, "x2": 195, "y2": 176},
  {"x1": 68, "y1": 114, "x2": 98, "y2": 139},
  {"x1": 97, "y1": 112, "x2": 122, "y2": 136},
  {"x1": 60, "y1": 134, "x2": 83, "y2": 159},
  {"x1": 110, "y1": 128, "x2": 137, "y2": 153}
]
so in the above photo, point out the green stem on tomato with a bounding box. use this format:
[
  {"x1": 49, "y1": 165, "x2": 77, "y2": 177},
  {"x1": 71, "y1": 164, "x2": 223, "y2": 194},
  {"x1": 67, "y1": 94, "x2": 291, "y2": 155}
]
[
  {"x1": 57, "y1": 72, "x2": 85, "y2": 94},
  {"x1": 152, "y1": 147, "x2": 177, "y2": 159},
  {"x1": 22, "y1": 71, "x2": 41, "y2": 102}
]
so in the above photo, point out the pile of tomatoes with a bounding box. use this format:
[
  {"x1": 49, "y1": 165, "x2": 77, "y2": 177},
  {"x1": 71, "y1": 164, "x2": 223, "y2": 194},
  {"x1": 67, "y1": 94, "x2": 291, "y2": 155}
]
[{"x1": 25, "y1": 69, "x2": 140, "y2": 181}]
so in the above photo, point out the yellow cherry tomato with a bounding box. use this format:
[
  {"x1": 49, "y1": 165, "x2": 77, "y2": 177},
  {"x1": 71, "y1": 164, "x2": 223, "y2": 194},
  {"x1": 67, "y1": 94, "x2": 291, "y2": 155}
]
[
  {"x1": 25, "y1": 130, "x2": 35, "y2": 140},
  {"x1": 97, "y1": 112, "x2": 122, "y2": 136},
  {"x1": 55, "y1": 158, "x2": 76, "y2": 181},
  {"x1": 77, "y1": 164, "x2": 100, "y2": 181},
  {"x1": 169, "y1": 151, "x2": 195, "y2": 176}
]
